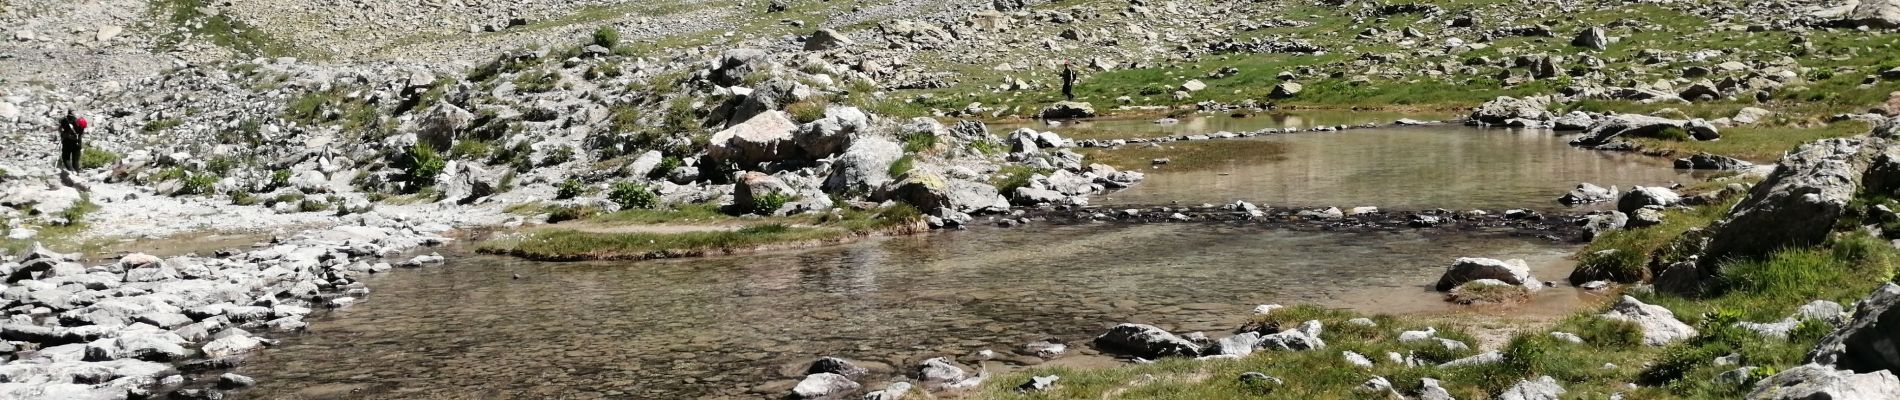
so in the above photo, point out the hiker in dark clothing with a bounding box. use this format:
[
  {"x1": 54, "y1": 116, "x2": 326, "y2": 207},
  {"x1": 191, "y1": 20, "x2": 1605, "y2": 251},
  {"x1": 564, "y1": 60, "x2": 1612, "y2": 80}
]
[
  {"x1": 57, "y1": 110, "x2": 86, "y2": 172},
  {"x1": 1060, "y1": 61, "x2": 1078, "y2": 101}
]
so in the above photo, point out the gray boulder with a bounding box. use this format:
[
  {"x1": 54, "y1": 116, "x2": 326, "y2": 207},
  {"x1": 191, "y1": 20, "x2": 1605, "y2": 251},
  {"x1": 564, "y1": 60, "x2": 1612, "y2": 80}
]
[
  {"x1": 1747, "y1": 364, "x2": 1900, "y2": 399},
  {"x1": 823, "y1": 136, "x2": 901, "y2": 194},
  {"x1": 1467, "y1": 96, "x2": 1550, "y2": 126},
  {"x1": 1094, "y1": 323, "x2": 1202, "y2": 358},
  {"x1": 885, "y1": 171, "x2": 952, "y2": 214},
  {"x1": 1600, "y1": 295, "x2": 1697, "y2": 346},
  {"x1": 1809, "y1": 283, "x2": 1900, "y2": 372},
  {"x1": 791, "y1": 372, "x2": 861, "y2": 399},
  {"x1": 709, "y1": 49, "x2": 770, "y2": 87},
  {"x1": 1571, "y1": 114, "x2": 1713, "y2": 147},
  {"x1": 1670, "y1": 138, "x2": 1873, "y2": 293},
  {"x1": 417, "y1": 103, "x2": 475, "y2": 151},
  {"x1": 1434, "y1": 258, "x2": 1540, "y2": 291},
  {"x1": 1571, "y1": 26, "x2": 1608, "y2": 50},
  {"x1": 1617, "y1": 186, "x2": 1681, "y2": 214},
  {"x1": 1039, "y1": 102, "x2": 1096, "y2": 119},
  {"x1": 862, "y1": 382, "x2": 910, "y2": 400},
  {"x1": 734, "y1": 172, "x2": 795, "y2": 214},
  {"x1": 1269, "y1": 82, "x2": 1303, "y2": 98},
  {"x1": 915, "y1": 357, "x2": 978, "y2": 390},
  {"x1": 1257, "y1": 328, "x2": 1326, "y2": 351},
  {"x1": 804, "y1": 29, "x2": 855, "y2": 51},
  {"x1": 806, "y1": 357, "x2": 869, "y2": 380},
  {"x1": 1499, "y1": 376, "x2": 1566, "y2": 400},
  {"x1": 1558, "y1": 183, "x2": 1617, "y2": 205},
  {"x1": 1824, "y1": 0, "x2": 1900, "y2": 29},
  {"x1": 795, "y1": 106, "x2": 870, "y2": 157},
  {"x1": 1016, "y1": 375, "x2": 1059, "y2": 392},
  {"x1": 1579, "y1": 211, "x2": 1628, "y2": 240},
  {"x1": 709, "y1": 110, "x2": 800, "y2": 168},
  {"x1": 1675, "y1": 153, "x2": 1756, "y2": 170}
]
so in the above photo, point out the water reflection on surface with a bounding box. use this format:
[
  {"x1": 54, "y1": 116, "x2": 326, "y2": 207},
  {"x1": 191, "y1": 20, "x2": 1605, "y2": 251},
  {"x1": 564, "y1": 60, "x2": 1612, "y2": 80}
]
[
  {"x1": 1093, "y1": 126, "x2": 1704, "y2": 210},
  {"x1": 235, "y1": 225, "x2": 1588, "y2": 399},
  {"x1": 995, "y1": 111, "x2": 1455, "y2": 140}
]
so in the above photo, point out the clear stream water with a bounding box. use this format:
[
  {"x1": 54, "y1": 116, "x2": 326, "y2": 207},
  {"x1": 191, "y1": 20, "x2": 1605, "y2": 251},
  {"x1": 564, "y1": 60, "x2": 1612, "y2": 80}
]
[{"x1": 229, "y1": 117, "x2": 1701, "y2": 399}]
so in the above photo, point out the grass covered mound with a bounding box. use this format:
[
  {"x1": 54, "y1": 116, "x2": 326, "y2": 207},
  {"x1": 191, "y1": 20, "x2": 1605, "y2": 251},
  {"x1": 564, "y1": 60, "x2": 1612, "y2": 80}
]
[
  {"x1": 976, "y1": 200, "x2": 1900, "y2": 399},
  {"x1": 475, "y1": 204, "x2": 926, "y2": 261}
]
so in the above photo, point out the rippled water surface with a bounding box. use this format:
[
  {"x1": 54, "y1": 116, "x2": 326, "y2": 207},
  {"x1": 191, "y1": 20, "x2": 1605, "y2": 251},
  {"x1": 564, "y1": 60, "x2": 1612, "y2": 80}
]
[{"x1": 232, "y1": 121, "x2": 1689, "y2": 399}]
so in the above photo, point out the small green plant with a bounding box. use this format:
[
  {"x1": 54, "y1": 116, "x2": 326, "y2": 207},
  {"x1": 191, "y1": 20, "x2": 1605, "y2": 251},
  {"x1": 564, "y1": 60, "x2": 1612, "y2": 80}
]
[
  {"x1": 449, "y1": 139, "x2": 492, "y2": 160},
  {"x1": 79, "y1": 147, "x2": 120, "y2": 169},
  {"x1": 609, "y1": 182, "x2": 657, "y2": 210},
  {"x1": 888, "y1": 155, "x2": 916, "y2": 177},
  {"x1": 298, "y1": 199, "x2": 333, "y2": 212},
  {"x1": 547, "y1": 205, "x2": 600, "y2": 223},
  {"x1": 1790, "y1": 319, "x2": 1834, "y2": 342},
  {"x1": 268, "y1": 169, "x2": 292, "y2": 190},
  {"x1": 992, "y1": 165, "x2": 1039, "y2": 193},
  {"x1": 749, "y1": 192, "x2": 795, "y2": 215},
  {"x1": 787, "y1": 99, "x2": 829, "y2": 123},
  {"x1": 231, "y1": 191, "x2": 260, "y2": 206},
  {"x1": 557, "y1": 179, "x2": 586, "y2": 200},
  {"x1": 268, "y1": 193, "x2": 306, "y2": 207},
  {"x1": 513, "y1": 70, "x2": 562, "y2": 93},
  {"x1": 901, "y1": 132, "x2": 939, "y2": 153},
  {"x1": 179, "y1": 173, "x2": 220, "y2": 196},
  {"x1": 1574, "y1": 318, "x2": 1645, "y2": 349},
  {"x1": 402, "y1": 143, "x2": 447, "y2": 191},
  {"x1": 142, "y1": 118, "x2": 183, "y2": 133},
  {"x1": 591, "y1": 26, "x2": 620, "y2": 49},
  {"x1": 204, "y1": 156, "x2": 239, "y2": 175},
  {"x1": 541, "y1": 145, "x2": 575, "y2": 167},
  {"x1": 1640, "y1": 344, "x2": 1723, "y2": 385},
  {"x1": 650, "y1": 156, "x2": 682, "y2": 180}
]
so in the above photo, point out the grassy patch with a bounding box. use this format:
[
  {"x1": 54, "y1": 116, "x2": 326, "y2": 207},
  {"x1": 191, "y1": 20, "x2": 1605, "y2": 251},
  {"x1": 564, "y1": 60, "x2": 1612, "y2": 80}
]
[
  {"x1": 991, "y1": 165, "x2": 1041, "y2": 194},
  {"x1": 150, "y1": 0, "x2": 306, "y2": 58},
  {"x1": 79, "y1": 147, "x2": 120, "y2": 169},
  {"x1": 1632, "y1": 121, "x2": 1873, "y2": 162},
  {"x1": 1569, "y1": 197, "x2": 1737, "y2": 284}
]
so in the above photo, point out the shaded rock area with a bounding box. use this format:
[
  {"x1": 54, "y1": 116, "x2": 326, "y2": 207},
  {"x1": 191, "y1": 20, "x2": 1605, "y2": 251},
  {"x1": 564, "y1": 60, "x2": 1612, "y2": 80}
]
[{"x1": 1660, "y1": 137, "x2": 1880, "y2": 294}]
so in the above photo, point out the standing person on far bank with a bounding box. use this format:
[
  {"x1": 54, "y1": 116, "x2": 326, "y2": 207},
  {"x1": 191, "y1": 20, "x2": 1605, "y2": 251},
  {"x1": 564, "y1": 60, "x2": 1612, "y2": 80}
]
[
  {"x1": 56, "y1": 110, "x2": 87, "y2": 172},
  {"x1": 1060, "y1": 61, "x2": 1078, "y2": 101}
]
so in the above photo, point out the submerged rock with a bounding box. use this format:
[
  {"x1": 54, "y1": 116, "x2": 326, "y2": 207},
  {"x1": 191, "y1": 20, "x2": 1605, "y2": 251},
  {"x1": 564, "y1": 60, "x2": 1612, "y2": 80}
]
[
  {"x1": 1558, "y1": 183, "x2": 1616, "y2": 205},
  {"x1": 1434, "y1": 257, "x2": 1540, "y2": 291}
]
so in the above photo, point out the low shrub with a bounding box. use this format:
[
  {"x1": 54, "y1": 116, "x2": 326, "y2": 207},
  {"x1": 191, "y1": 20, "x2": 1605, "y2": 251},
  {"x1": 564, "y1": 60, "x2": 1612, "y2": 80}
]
[
  {"x1": 609, "y1": 182, "x2": 656, "y2": 210},
  {"x1": 557, "y1": 179, "x2": 586, "y2": 200},
  {"x1": 749, "y1": 192, "x2": 795, "y2": 215}
]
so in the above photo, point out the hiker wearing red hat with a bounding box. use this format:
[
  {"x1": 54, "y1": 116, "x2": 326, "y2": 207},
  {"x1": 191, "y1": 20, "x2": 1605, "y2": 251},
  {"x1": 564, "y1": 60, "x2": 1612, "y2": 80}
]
[
  {"x1": 1060, "y1": 60, "x2": 1078, "y2": 101},
  {"x1": 57, "y1": 110, "x2": 86, "y2": 172}
]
